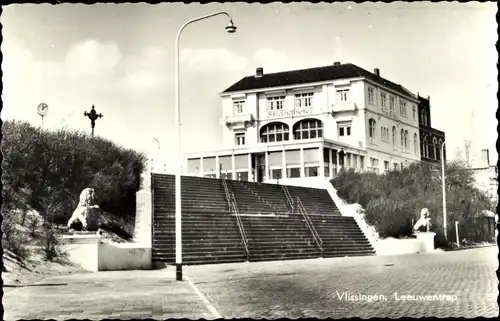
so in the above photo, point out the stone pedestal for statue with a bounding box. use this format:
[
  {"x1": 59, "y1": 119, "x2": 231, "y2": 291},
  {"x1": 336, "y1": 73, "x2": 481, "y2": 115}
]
[
  {"x1": 134, "y1": 172, "x2": 152, "y2": 248},
  {"x1": 415, "y1": 232, "x2": 436, "y2": 253},
  {"x1": 62, "y1": 184, "x2": 153, "y2": 271},
  {"x1": 61, "y1": 231, "x2": 102, "y2": 272}
]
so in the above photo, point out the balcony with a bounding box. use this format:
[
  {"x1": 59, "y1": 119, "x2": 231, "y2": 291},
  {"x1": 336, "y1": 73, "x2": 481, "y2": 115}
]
[
  {"x1": 221, "y1": 113, "x2": 255, "y2": 129},
  {"x1": 382, "y1": 110, "x2": 398, "y2": 120},
  {"x1": 331, "y1": 102, "x2": 357, "y2": 113}
]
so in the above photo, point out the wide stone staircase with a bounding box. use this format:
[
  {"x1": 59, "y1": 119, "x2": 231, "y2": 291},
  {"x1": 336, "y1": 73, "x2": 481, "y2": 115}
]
[
  {"x1": 151, "y1": 174, "x2": 374, "y2": 265},
  {"x1": 152, "y1": 174, "x2": 246, "y2": 265},
  {"x1": 308, "y1": 215, "x2": 375, "y2": 257}
]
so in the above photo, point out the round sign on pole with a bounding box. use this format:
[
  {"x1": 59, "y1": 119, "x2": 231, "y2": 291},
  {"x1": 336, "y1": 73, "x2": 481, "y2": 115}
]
[{"x1": 37, "y1": 103, "x2": 49, "y2": 116}]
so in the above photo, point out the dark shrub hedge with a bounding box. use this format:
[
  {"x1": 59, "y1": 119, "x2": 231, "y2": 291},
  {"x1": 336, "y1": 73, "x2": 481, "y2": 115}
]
[
  {"x1": 331, "y1": 161, "x2": 495, "y2": 246},
  {"x1": 2, "y1": 120, "x2": 147, "y2": 225}
]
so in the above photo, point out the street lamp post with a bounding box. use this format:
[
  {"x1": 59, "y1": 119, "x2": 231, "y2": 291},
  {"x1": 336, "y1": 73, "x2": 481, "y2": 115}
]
[
  {"x1": 174, "y1": 12, "x2": 237, "y2": 281},
  {"x1": 440, "y1": 141, "x2": 447, "y2": 240}
]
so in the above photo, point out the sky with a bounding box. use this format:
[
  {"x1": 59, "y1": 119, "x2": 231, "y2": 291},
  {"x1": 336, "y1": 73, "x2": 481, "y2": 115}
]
[{"x1": 1, "y1": 2, "x2": 498, "y2": 169}]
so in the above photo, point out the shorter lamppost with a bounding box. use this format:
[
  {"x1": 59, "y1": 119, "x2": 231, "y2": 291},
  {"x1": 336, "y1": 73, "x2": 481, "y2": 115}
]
[{"x1": 84, "y1": 105, "x2": 103, "y2": 137}]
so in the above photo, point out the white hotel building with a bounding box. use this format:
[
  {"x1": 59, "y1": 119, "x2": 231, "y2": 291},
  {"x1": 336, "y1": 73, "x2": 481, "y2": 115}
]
[{"x1": 185, "y1": 62, "x2": 422, "y2": 183}]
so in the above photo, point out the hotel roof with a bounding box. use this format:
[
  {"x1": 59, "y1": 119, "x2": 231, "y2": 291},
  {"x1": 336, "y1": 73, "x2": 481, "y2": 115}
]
[{"x1": 222, "y1": 62, "x2": 416, "y2": 99}]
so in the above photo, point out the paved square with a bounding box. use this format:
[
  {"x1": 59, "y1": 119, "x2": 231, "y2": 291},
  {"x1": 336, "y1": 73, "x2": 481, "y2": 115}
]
[
  {"x1": 3, "y1": 269, "x2": 214, "y2": 320},
  {"x1": 2, "y1": 247, "x2": 498, "y2": 319},
  {"x1": 185, "y1": 247, "x2": 499, "y2": 319}
]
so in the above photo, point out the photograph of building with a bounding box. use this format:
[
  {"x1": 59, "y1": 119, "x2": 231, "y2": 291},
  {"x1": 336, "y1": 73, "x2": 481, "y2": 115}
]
[
  {"x1": 2, "y1": 3, "x2": 496, "y2": 320},
  {"x1": 186, "y1": 62, "x2": 439, "y2": 183}
]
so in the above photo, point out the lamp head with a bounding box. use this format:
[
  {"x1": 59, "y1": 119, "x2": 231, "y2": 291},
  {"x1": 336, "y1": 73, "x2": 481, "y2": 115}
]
[{"x1": 225, "y1": 20, "x2": 237, "y2": 33}]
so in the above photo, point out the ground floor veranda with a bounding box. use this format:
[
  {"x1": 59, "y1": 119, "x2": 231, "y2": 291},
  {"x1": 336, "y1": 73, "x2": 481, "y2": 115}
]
[{"x1": 185, "y1": 138, "x2": 371, "y2": 183}]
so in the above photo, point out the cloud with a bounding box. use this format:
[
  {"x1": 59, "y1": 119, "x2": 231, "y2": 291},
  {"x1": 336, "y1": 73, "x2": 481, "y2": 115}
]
[
  {"x1": 253, "y1": 48, "x2": 289, "y2": 73},
  {"x1": 124, "y1": 45, "x2": 168, "y2": 72},
  {"x1": 180, "y1": 48, "x2": 248, "y2": 71},
  {"x1": 2, "y1": 37, "x2": 34, "y2": 84},
  {"x1": 65, "y1": 39, "x2": 121, "y2": 77},
  {"x1": 120, "y1": 70, "x2": 163, "y2": 93},
  {"x1": 118, "y1": 45, "x2": 169, "y2": 93}
]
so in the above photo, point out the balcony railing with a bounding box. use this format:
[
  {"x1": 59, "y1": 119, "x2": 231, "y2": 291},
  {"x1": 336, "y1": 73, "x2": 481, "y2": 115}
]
[
  {"x1": 331, "y1": 102, "x2": 357, "y2": 113},
  {"x1": 221, "y1": 113, "x2": 255, "y2": 128}
]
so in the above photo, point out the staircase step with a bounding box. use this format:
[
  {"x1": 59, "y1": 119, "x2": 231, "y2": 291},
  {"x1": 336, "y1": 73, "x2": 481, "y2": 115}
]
[{"x1": 250, "y1": 252, "x2": 321, "y2": 262}]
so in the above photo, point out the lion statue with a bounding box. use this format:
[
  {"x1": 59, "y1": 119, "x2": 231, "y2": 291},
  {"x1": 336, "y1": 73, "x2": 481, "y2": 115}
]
[
  {"x1": 67, "y1": 188, "x2": 102, "y2": 231},
  {"x1": 413, "y1": 208, "x2": 431, "y2": 233}
]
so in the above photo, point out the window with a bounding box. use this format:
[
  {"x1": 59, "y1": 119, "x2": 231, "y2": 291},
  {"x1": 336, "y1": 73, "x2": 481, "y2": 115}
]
[
  {"x1": 381, "y1": 127, "x2": 390, "y2": 142},
  {"x1": 392, "y1": 126, "x2": 396, "y2": 148},
  {"x1": 233, "y1": 100, "x2": 245, "y2": 114},
  {"x1": 352, "y1": 155, "x2": 358, "y2": 168},
  {"x1": 437, "y1": 139, "x2": 443, "y2": 161},
  {"x1": 295, "y1": 92, "x2": 314, "y2": 108},
  {"x1": 368, "y1": 87, "x2": 374, "y2": 104},
  {"x1": 293, "y1": 119, "x2": 323, "y2": 140},
  {"x1": 360, "y1": 156, "x2": 365, "y2": 169},
  {"x1": 389, "y1": 96, "x2": 396, "y2": 114},
  {"x1": 267, "y1": 96, "x2": 285, "y2": 111},
  {"x1": 400, "y1": 129, "x2": 404, "y2": 149},
  {"x1": 305, "y1": 166, "x2": 319, "y2": 177},
  {"x1": 237, "y1": 172, "x2": 249, "y2": 181},
  {"x1": 338, "y1": 122, "x2": 352, "y2": 137},
  {"x1": 384, "y1": 161, "x2": 389, "y2": 171},
  {"x1": 260, "y1": 122, "x2": 289, "y2": 143},
  {"x1": 412, "y1": 105, "x2": 416, "y2": 120},
  {"x1": 413, "y1": 133, "x2": 418, "y2": 154},
  {"x1": 381, "y1": 92, "x2": 387, "y2": 111},
  {"x1": 235, "y1": 132, "x2": 245, "y2": 146},
  {"x1": 324, "y1": 166, "x2": 330, "y2": 178},
  {"x1": 337, "y1": 89, "x2": 349, "y2": 102},
  {"x1": 287, "y1": 167, "x2": 301, "y2": 178},
  {"x1": 270, "y1": 168, "x2": 282, "y2": 179},
  {"x1": 423, "y1": 110, "x2": 427, "y2": 126},
  {"x1": 368, "y1": 118, "x2": 376, "y2": 143},
  {"x1": 428, "y1": 141, "x2": 435, "y2": 159},
  {"x1": 400, "y1": 100, "x2": 407, "y2": 117},
  {"x1": 404, "y1": 130, "x2": 409, "y2": 152},
  {"x1": 433, "y1": 137, "x2": 438, "y2": 160},
  {"x1": 394, "y1": 163, "x2": 399, "y2": 170},
  {"x1": 369, "y1": 157, "x2": 379, "y2": 172},
  {"x1": 422, "y1": 137, "x2": 429, "y2": 158}
]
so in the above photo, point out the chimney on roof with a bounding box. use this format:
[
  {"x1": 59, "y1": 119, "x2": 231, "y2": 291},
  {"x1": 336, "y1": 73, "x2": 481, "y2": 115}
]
[
  {"x1": 256, "y1": 67, "x2": 264, "y2": 78},
  {"x1": 481, "y1": 149, "x2": 490, "y2": 167},
  {"x1": 374, "y1": 68, "x2": 380, "y2": 77},
  {"x1": 333, "y1": 61, "x2": 341, "y2": 66}
]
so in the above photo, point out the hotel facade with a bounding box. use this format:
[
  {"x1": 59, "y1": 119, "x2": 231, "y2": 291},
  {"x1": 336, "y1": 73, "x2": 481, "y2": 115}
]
[{"x1": 185, "y1": 62, "x2": 442, "y2": 184}]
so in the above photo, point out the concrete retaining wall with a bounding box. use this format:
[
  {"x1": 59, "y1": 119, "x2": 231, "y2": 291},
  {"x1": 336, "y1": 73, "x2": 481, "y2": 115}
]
[
  {"x1": 376, "y1": 238, "x2": 425, "y2": 256},
  {"x1": 98, "y1": 242, "x2": 152, "y2": 271},
  {"x1": 62, "y1": 235, "x2": 153, "y2": 272}
]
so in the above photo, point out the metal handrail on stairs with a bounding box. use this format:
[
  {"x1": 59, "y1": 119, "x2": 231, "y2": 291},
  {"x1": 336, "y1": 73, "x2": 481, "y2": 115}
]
[
  {"x1": 221, "y1": 177, "x2": 250, "y2": 261},
  {"x1": 296, "y1": 196, "x2": 324, "y2": 255},
  {"x1": 282, "y1": 184, "x2": 295, "y2": 212},
  {"x1": 231, "y1": 192, "x2": 250, "y2": 261}
]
